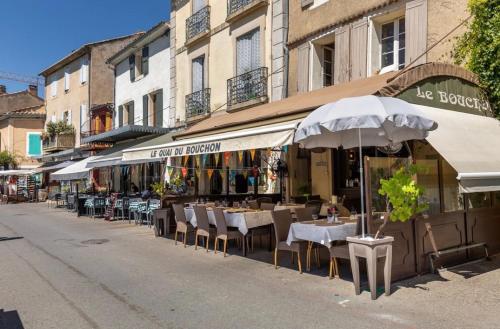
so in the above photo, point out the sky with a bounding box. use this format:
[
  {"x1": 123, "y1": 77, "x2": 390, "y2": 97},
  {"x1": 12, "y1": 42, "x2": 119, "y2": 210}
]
[{"x1": 0, "y1": 0, "x2": 171, "y2": 96}]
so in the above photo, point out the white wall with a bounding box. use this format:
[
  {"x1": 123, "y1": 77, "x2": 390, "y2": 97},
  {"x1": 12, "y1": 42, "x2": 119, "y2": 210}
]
[{"x1": 115, "y1": 34, "x2": 171, "y2": 128}]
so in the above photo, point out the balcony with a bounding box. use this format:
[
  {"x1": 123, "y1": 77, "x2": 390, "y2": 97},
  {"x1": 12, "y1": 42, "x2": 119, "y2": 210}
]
[
  {"x1": 186, "y1": 88, "x2": 211, "y2": 121},
  {"x1": 227, "y1": 0, "x2": 268, "y2": 23},
  {"x1": 227, "y1": 67, "x2": 268, "y2": 111},
  {"x1": 42, "y1": 134, "x2": 75, "y2": 153},
  {"x1": 185, "y1": 6, "x2": 210, "y2": 47}
]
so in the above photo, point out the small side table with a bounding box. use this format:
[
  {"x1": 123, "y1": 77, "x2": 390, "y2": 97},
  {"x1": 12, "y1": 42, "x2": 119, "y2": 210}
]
[
  {"x1": 347, "y1": 236, "x2": 394, "y2": 300},
  {"x1": 153, "y1": 208, "x2": 170, "y2": 237}
]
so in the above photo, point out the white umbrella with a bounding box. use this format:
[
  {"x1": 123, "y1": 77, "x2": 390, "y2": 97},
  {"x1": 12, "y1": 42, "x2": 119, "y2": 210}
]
[{"x1": 294, "y1": 95, "x2": 438, "y2": 237}]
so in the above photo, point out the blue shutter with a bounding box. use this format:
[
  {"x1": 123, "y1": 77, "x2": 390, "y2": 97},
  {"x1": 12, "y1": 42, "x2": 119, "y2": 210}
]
[
  {"x1": 129, "y1": 55, "x2": 135, "y2": 81},
  {"x1": 143, "y1": 95, "x2": 149, "y2": 126},
  {"x1": 142, "y1": 47, "x2": 149, "y2": 76},
  {"x1": 28, "y1": 133, "x2": 42, "y2": 156}
]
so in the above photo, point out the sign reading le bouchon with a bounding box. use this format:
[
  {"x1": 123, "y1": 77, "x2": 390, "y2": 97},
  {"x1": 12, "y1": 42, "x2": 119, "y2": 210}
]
[
  {"x1": 397, "y1": 77, "x2": 492, "y2": 116},
  {"x1": 150, "y1": 142, "x2": 221, "y2": 159}
]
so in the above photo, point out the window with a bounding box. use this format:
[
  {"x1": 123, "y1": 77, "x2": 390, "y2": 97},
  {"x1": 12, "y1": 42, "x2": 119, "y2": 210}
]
[
  {"x1": 125, "y1": 102, "x2": 135, "y2": 126},
  {"x1": 26, "y1": 132, "x2": 42, "y2": 157},
  {"x1": 323, "y1": 45, "x2": 334, "y2": 87},
  {"x1": 193, "y1": 0, "x2": 205, "y2": 12},
  {"x1": 143, "y1": 90, "x2": 164, "y2": 128},
  {"x1": 63, "y1": 110, "x2": 71, "y2": 124},
  {"x1": 442, "y1": 159, "x2": 464, "y2": 212},
  {"x1": 468, "y1": 193, "x2": 491, "y2": 209},
  {"x1": 380, "y1": 17, "x2": 405, "y2": 73},
  {"x1": 50, "y1": 79, "x2": 57, "y2": 97},
  {"x1": 64, "y1": 68, "x2": 70, "y2": 91},
  {"x1": 80, "y1": 104, "x2": 88, "y2": 131},
  {"x1": 192, "y1": 55, "x2": 205, "y2": 92},
  {"x1": 80, "y1": 57, "x2": 88, "y2": 84},
  {"x1": 236, "y1": 28, "x2": 261, "y2": 75}
]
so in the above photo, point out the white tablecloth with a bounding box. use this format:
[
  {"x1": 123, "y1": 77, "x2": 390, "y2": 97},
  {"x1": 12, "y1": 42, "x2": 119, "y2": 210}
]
[
  {"x1": 286, "y1": 222, "x2": 357, "y2": 247},
  {"x1": 184, "y1": 208, "x2": 273, "y2": 236}
]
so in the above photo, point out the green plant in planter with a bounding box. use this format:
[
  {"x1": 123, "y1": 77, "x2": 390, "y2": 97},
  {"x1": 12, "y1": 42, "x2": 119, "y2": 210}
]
[
  {"x1": 375, "y1": 164, "x2": 428, "y2": 238},
  {"x1": 151, "y1": 181, "x2": 166, "y2": 198}
]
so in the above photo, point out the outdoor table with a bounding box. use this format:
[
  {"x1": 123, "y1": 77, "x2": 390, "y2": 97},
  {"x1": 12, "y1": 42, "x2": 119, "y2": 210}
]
[
  {"x1": 185, "y1": 207, "x2": 273, "y2": 255},
  {"x1": 286, "y1": 220, "x2": 357, "y2": 271}
]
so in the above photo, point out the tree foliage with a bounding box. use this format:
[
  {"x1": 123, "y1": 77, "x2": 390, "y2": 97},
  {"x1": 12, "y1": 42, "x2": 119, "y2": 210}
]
[
  {"x1": 378, "y1": 165, "x2": 428, "y2": 222},
  {"x1": 45, "y1": 120, "x2": 75, "y2": 137},
  {"x1": 454, "y1": 0, "x2": 500, "y2": 117},
  {"x1": 0, "y1": 150, "x2": 17, "y2": 168}
]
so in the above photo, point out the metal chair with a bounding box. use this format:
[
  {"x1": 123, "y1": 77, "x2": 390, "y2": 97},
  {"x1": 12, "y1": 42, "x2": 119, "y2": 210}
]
[
  {"x1": 145, "y1": 199, "x2": 162, "y2": 227},
  {"x1": 271, "y1": 209, "x2": 306, "y2": 273},
  {"x1": 127, "y1": 198, "x2": 142, "y2": 223},
  {"x1": 91, "y1": 197, "x2": 106, "y2": 218}
]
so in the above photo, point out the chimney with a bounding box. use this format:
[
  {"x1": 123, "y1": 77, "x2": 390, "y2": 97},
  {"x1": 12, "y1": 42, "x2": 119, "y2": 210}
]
[
  {"x1": 28, "y1": 85, "x2": 38, "y2": 96},
  {"x1": 0, "y1": 85, "x2": 6, "y2": 95}
]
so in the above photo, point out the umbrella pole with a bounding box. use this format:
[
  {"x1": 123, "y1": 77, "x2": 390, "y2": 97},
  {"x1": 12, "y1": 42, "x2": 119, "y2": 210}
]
[{"x1": 358, "y1": 128, "x2": 365, "y2": 238}]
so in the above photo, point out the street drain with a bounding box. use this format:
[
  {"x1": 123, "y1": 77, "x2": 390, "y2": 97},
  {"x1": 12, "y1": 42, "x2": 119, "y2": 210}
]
[{"x1": 81, "y1": 239, "x2": 109, "y2": 245}]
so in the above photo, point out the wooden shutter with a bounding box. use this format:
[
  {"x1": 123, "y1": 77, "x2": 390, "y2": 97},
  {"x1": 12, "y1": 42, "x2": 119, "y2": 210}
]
[
  {"x1": 143, "y1": 95, "x2": 149, "y2": 126},
  {"x1": 118, "y1": 105, "x2": 123, "y2": 127},
  {"x1": 334, "y1": 25, "x2": 350, "y2": 84},
  {"x1": 405, "y1": 0, "x2": 428, "y2": 67},
  {"x1": 129, "y1": 55, "x2": 135, "y2": 81},
  {"x1": 297, "y1": 43, "x2": 310, "y2": 93},
  {"x1": 350, "y1": 18, "x2": 368, "y2": 81},
  {"x1": 155, "y1": 90, "x2": 163, "y2": 128},
  {"x1": 142, "y1": 46, "x2": 149, "y2": 76},
  {"x1": 301, "y1": 0, "x2": 314, "y2": 8},
  {"x1": 128, "y1": 101, "x2": 135, "y2": 125}
]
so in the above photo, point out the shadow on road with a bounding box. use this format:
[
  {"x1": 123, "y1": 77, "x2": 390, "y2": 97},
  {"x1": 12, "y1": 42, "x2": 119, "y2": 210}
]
[
  {"x1": 0, "y1": 309, "x2": 25, "y2": 329},
  {"x1": 0, "y1": 237, "x2": 24, "y2": 242}
]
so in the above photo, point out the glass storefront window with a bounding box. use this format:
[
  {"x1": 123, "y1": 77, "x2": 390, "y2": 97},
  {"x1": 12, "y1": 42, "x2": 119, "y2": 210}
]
[
  {"x1": 468, "y1": 192, "x2": 491, "y2": 209},
  {"x1": 368, "y1": 156, "x2": 410, "y2": 212},
  {"x1": 441, "y1": 160, "x2": 464, "y2": 212},
  {"x1": 416, "y1": 159, "x2": 440, "y2": 215},
  {"x1": 494, "y1": 192, "x2": 500, "y2": 208}
]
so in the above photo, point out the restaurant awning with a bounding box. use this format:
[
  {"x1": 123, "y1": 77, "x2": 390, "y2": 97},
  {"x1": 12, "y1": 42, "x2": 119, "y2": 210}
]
[
  {"x1": 418, "y1": 105, "x2": 500, "y2": 193},
  {"x1": 32, "y1": 161, "x2": 76, "y2": 173},
  {"x1": 0, "y1": 169, "x2": 35, "y2": 176},
  {"x1": 50, "y1": 156, "x2": 101, "y2": 181},
  {"x1": 122, "y1": 120, "x2": 300, "y2": 163}
]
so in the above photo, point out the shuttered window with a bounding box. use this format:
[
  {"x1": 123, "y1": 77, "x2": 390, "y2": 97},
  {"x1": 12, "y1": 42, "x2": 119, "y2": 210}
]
[
  {"x1": 323, "y1": 46, "x2": 334, "y2": 87},
  {"x1": 143, "y1": 95, "x2": 149, "y2": 126},
  {"x1": 64, "y1": 69, "x2": 70, "y2": 91},
  {"x1": 380, "y1": 17, "x2": 405, "y2": 73},
  {"x1": 129, "y1": 55, "x2": 136, "y2": 81},
  {"x1": 350, "y1": 18, "x2": 368, "y2": 80},
  {"x1": 80, "y1": 57, "x2": 89, "y2": 84},
  {"x1": 236, "y1": 28, "x2": 261, "y2": 75},
  {"x1": 192, "y1": 55, "x2": 205, "y2": 92},
  {"x1": 405, "y1": 0, "x2": 427, "y2": 67},
  {"x1": 51, "y1": 79, "x2": 57, "y2": 97},
  {"x1": 127, "y1": 101, "x2": 135, "y2": 126},
  {"x1": 334, "y1": 25, "x2": 350, "y2": 84},
  {"x1": 297, "y1": 43, "x2": 310, "y2": 92},
  {"x1": 118, "y1": 105, "x2": 123, "y2": 127},
  {"x1": 27, "y1": 132, "x2": 42, "y2": 157},
  {"x1": 141, "y1": 46, "x2": 149, "y2": 76},
  {"x1": 80, "y1": 104, "x2": 88, "y2": 131},
  {"x1": 154, "y1": 90, "x2": 163, "y2": 128}
]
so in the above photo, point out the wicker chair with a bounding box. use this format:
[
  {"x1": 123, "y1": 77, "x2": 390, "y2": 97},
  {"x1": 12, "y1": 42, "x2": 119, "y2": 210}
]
[
  {"x1": 193, "y1": 205, "x2": 216, "y2": 252},
  {"x1": 260, "y1": 202, "x2": 275, "y2": 211},
  {"x1": 213, "y1": 207, "x2": 246, "y2": 256},
  {"x1": 271, "y1": 209, "x2": 307, "y2": 273},
  {"x1": 172, "y1": 203, "x2": 195, "y2": 247},
  {"x1": 256, "y1": 197, "x2": 273, "y2": 207},
  {"x1": 247, "y1": 200, "x2": 259, "y2": 210},
  {"x1": 328, "y1": 217, "x2": 361, "y2": 279},
  {"x1": 295, "y1": 207, "x2": 315, "y2": 222}
]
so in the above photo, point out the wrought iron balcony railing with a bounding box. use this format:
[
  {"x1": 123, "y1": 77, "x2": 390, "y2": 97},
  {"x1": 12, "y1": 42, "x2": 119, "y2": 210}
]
[
  {"x1": 186, "y1": 6, "x2": 210, "y2": 43},
  {"x1": 227, "y1": 67, "x2": 268, "y2": 108},
  {"x1": 186, "y1": 88, "x2": 211, "y2": 119},
  {"x1": 227, "y1": 0, "x2": 265, "y2": 17}
]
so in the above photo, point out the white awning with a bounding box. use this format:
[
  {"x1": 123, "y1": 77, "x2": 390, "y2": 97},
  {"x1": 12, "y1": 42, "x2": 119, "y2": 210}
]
[
  {"x1": 0, "y1": 169, "x2": 34, "y2": 176},
  {"x1": 122, "y1": 120, "x2": 299, "y2": 163},
  {"x1": 50, "y1": 156, "x2": 101, "y2": 181},
  {"x1": 417, "y1": 105, "x2": 500, "y2": 193}
]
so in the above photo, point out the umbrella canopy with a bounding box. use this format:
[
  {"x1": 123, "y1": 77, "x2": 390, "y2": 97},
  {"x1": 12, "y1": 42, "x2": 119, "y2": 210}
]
[
  {"x1": 294, "y1": 95, "x2": 437, "y2": 148},
  {"x1": 294, "y1": 95, "x2": 438, "y2": 237}
]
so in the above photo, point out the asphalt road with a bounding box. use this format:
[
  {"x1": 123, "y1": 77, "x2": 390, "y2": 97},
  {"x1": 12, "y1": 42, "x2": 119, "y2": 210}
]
[{"x1": 0, "y1": 203, "x2": 499, "y2": 329}]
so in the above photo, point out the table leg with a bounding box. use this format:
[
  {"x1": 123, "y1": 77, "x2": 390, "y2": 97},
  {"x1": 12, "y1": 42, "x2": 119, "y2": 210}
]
[
  {"x1": 366, "y1": 249, "x2": 377, "y2": 300},
  {"x1": 349, "y1": 243, "x2": 361, "y2": 295},
  {"x1": 384, "y1": 245, "x2": 392, "y2": 296}
]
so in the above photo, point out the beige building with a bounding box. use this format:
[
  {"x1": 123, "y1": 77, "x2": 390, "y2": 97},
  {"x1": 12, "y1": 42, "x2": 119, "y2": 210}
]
[
  {"x1": 0, "y1": 85, "x2": 45, "y2": 169},
  {"x1": 39, "y1": 33, "x2": 142, "y2": 155},
  {"x1": 286, "y1": 0, "x2": 470, "y2": 200},
  {"x1": 170, "y1": 0, "x2": 288, "y2": 126}
]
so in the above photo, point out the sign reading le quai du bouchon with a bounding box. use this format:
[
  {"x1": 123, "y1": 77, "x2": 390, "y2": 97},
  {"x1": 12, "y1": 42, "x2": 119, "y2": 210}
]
[{"x1": 397, "y1": 77, "x2": 492, "y2": 116}]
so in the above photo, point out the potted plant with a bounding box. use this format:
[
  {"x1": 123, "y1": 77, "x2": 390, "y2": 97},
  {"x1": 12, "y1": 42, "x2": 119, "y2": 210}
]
[
  {"x1": 151, "y1": 181, "x2": 166, "y2": 200},
  {"x1": 375, "y1": 164, "x2": 428, "y2": 239},
  {"x1": 346, "y1": 164, "x2": 428, "y2": 299}
]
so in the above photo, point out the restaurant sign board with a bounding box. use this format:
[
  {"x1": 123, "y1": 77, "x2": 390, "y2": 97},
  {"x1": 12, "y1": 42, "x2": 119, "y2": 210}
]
[{"x1": 396, "y1": 77, "x2": 492, "y2": 116}]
